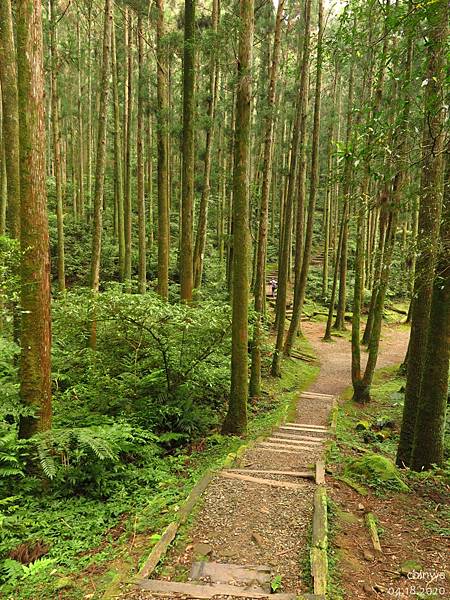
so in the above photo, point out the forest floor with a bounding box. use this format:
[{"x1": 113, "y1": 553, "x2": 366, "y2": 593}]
[{"x1": 115, "y1": 319, "x2": 450, "y2": 600}]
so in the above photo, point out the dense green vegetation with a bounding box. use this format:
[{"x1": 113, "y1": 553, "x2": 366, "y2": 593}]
[{"x1": 0, "y1": 0, "x2": 448, "y2": 597}]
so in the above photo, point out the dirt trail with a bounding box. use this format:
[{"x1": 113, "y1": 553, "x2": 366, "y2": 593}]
[{"x1": 302, "y1": 321, "x2": 410, "y2": 396}]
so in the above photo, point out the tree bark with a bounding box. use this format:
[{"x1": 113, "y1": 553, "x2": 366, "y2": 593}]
[
  {"x1": 89, "y1": 0, "x2": 112, "y2": 347},
  {"x1": 284, "y1": 0, "x2": 323, "y2": 354},
  {"x1": 410, "y1": 153, "x2": 449, "y2": 470},
  {"x1": 180, "y1": 0, "x2": 196, "y2": 302},
  {"x1": 137, "y1": 14, "x2": 146, "y2": 293},
  {"x1": 17, "y1": 0, "x2": 52, "y2": 437},
  {"x1": 156, "y1": 0, "x2": 170, "y2": 300},
  {"x1": 111, "y1": 13, "x2": 125, "y2": 281},
  {"x1": 193, "y1": 0, "x2": 220, "y2": 288},
  {"x1": 50, "y1": 0, "x2": 66, "y2": 294},
  {"x1": 222, "y1": 0, "x2": 254, "y2": 435},
  {"x1": 397, "y1": 0, "x2": 448, "y2": 467},
  {"x1": 0, "y1": 0, "x2": 20, "y2": 240},
  {"x1": 249, "y1": 0, "x2": 284, "y2": 398}
]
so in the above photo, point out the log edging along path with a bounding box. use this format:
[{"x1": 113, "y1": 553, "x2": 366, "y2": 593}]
[{"x1": 102, "y1": 444, "x2": 250, "y2": 599}]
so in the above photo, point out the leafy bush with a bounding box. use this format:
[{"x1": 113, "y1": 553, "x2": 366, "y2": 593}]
[{"x1": 51, "y1": 289, "x2": 232, "y2": 437}]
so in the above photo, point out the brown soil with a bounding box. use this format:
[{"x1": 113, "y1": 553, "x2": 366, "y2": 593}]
[{"x1": 329, "y1": 479, "x2": 450, "y2": 599}]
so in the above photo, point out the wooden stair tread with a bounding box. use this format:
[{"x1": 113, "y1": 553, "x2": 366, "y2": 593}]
[
  {"x1": 252, "y1": 446, "x2": 316, "y2": 456},
  {"x1": 136, "y1": 579, "x2": 273, "y2": 598},
  {"x1": 300, "y1": 391, "x2": 334, "y2": 399},
  {"x1": 190, "y1": 561, "x2": 270, "y2": 588},
  {"x1": 227, "y1": 468, "x2": 315, "y2": 479},
  {"x1": 267, "y1": 436, "x2": 322, "y2": 447},
  {"x1": 285, "y1": 422, "x2": 328, "y2": 430},
  {"x1": 221, "y1": 471, "x2": 306, "y2": 490},
  {"x1": 272, "y1": 432, "x2": 324, "y2": 444},
  {"x1": 258, "y1": 441, "x2": 318, "y2": 452},
  {"x1": 278, "y1": 426, "x2": 327, "y2": 436}
]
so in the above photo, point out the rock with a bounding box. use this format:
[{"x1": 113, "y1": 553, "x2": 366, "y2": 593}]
[
  {"x1": 251, "y1": 532, "x2": 264, "y2": 547},
  {"x1": 400, "y1": 559, "x2": 423, "y2": 576},
  {"x1": 193, "y1": 543, "x2": 213, "y2": 557},
  {"x1": 345, "y1": 453, "x2": 409, "y2": 492},
  {"x1": 54, "y1": 577, "x2": 73, "y2": 590},
  {"x1": 357, "y1": 503, "x2": 366, "y2": 512},
  {"x1": 356, "y1": 420, "x2": 371, "y2": 431},
  {"x1": 363, "y1": 550, "x2": 374, "y2": 562}
]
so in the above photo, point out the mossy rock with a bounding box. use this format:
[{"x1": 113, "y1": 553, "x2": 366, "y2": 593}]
[
  {"x1": 400, "y1": 559, "x2": 423, "y2": 575},
  {"x1": 355, "y1": 420, "x2": 370, "y2": 431},
  {"x1": 345, "y1": 453, "x2": 409, "y2": 492}
]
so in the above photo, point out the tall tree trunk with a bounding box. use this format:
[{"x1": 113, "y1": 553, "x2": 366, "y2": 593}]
[
  {"x1": 324, "y1": 206, "x2": 346, "y2": 340},
  {"x1": 111, "y1": 14, "x2": 125, "y2": 281},
  {"x1": 180, "y1": 0, "x2": 196, "y2": 302},
  {"x1": 0, "y1": 0, "x2": 20, "y2": 240},
  {"x1": 89, "y1": 0, "x2": 112, "y2": 347},
  {"x1": 249, "y1": 0, "x2": 284, "y2": 398},
  {"x1": 284, "y1": 0, "x2": 323, "y2": 354},
  {"x1": 17, "y1": 0, "x2": 52, "y2": 437},
  {"x1": 156, "y1": 0, "x2": 170, "y2": 300},
  {"x1": 410, "y1": 154, "x2": 449, "y2": 471},
  {"x1": 124, "y1": 10, "x2": 133, "y2": 288},
  {"x1": 222, "y1": 0, "x2": 254, "y2": 435},
  {"x1": 334, "y1": 35, "x2": 356, "y2": 331},
  {"x1": 193, "y1": 0, "x2": 220, "y2": 288},
  {"x1": 137, "y1": 15, "x2": 146, "y2": 294},
  {"x1": 76, "y1": 22, "x2": 85, "y2": 219},
  {"x1": 271, "y1": 0, "x2": 311, "y2": 377},
  {"x1": 322, "y1": 67, "x2": 339, "y2": 298},
  {"x1": 396, "y1": 0, "x2": 447, "y2": 467},
  {"x1": 50, "y1": 0, "x2": 65, "y2": 294}
]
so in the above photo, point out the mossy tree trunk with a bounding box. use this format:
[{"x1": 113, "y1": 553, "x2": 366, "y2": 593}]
[
  {"x1": 89, "y1": 0, "x2": 112, "y2": 348},
  {"x1": 180, "y1": 0, "x2": 196, "y2": 303},
  {"x1": 222, "y1": 0, "x2": 254, "y2": 435},
  {"x1": 249, "y1": 0, "x2": 284, "y2": 398},
  {"x1": 397, "y1": 0, "x2": 448, "y2": 467},
  {"x1": 156, "y1": 0, "x2": 170, "y2": 300}
]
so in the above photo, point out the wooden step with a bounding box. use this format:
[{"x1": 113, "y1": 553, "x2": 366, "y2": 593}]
[
  {"x1": 267, "y1": 436, "x2": 322, "y2": 447},
  {"x1": 279, "y1": 426, "x2": 328, "y2": 436},
  {"x1": 300, "y1": 391, "x2": 334, "y2": 399},
  {"x1": 285, "y1": 422, "x2": 328, "y2": 430},
  {"x1": 221, "y1": 471, "x2": 305, "y2": 490},
  {"x1": 272, "y1": 432, "x2": 324, "y2": 444},
  {"x1": 227, "y1": 468, "x2": 315, "y2": 479},
  {"x1": 135, "y1": 579, "x2": 281, "y2": 598},
  {"x1": 252, "y1": 446, "x2": 316, "y2": 457},
  {"x1": 258, "y1": 441, "x2": 318, "y2": 452},
  {"x1": 190, "y1": 561, "x2": 270, "y2": 588}
]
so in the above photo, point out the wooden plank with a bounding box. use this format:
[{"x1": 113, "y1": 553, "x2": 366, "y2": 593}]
[
  {"x1": 178, "y1": 471, "x2": 215, "y2": 522},
  {"x1": 285, "y1": 422, "x2": 328, "y2": 430},
  {"x1": 220, "y1": 471, "x2": 304, "y2": 490},
  {"x1": 227, "y1": 468, "x2": 315, "y2": 479},
  {"x1": 365, "y1": 512, "x2": 382, "y2": 553},
  {"x1": 252, "y1": 446, "x2": 314, "y2": 457},
  {"x1": 310, "y1": 485, "x2": 328, "y2": 596},
  {"x1": 315, "y1": 460, "x2": 325, "y2": 485},
  {"x1": 190, "y1": 561, "x2": 271, "y2": 587},
  {"x1": 267, "y1": 437, "x2": 322, "y2": 448},
  {"x1": 139, "y1": 522, "x2": 179, "y2": 578},
  {"x1": 272, "y1": 433, "x2": 324, "y2": 444},
  {"x1": 301, "y1": 391, "x2": 334, "y2": 399},
  {"x1": 259, "y1": 441, "x2": 318, "y2": 452},
  {"x1": 278, "y1": 426, "x2": 327, "y2": 436},
  {"x1": 136, "y1": 579, "x2": 272, "y2": 598}
]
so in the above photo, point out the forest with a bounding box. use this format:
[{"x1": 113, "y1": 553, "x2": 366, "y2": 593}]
[{"x1": 0, "y1": 0, "x2": 448, "y2": 598}]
